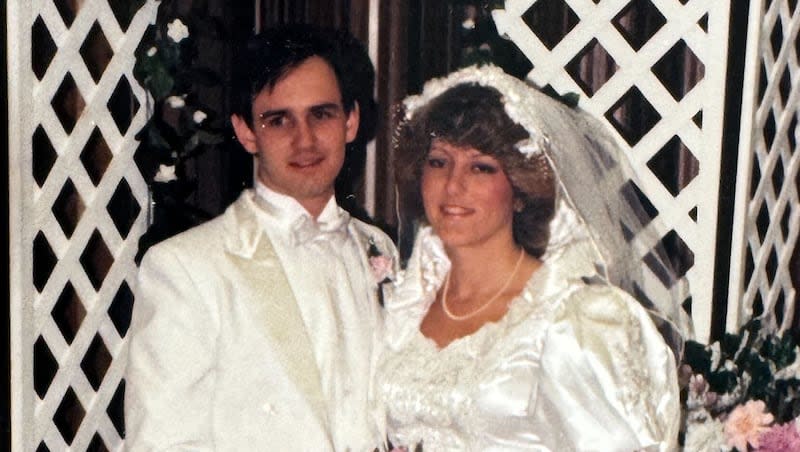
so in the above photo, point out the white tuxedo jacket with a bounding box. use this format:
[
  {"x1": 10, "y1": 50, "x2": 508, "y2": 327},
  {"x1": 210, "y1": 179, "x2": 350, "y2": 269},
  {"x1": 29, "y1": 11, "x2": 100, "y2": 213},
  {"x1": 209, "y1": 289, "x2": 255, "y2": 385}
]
[{"x1": 125, "y1": 190, "x2": 395, "y2": 451}]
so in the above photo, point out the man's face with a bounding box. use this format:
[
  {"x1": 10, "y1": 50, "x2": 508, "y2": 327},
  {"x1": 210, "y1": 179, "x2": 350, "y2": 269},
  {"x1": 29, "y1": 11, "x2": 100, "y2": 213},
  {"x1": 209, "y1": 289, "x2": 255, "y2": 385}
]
[{"x1": 232, "y1": 56, "x2": 359, "y2": 216}]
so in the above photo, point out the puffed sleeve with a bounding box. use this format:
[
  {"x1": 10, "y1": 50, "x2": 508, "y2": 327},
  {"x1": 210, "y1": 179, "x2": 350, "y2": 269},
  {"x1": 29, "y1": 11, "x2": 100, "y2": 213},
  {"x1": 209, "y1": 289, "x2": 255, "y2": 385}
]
[
  {"x1": 125, "y1": 243, "x2": 219, "y2": 451},
  {"x1": 534, "y1": 284, "x2": 680, "y2": 452}
]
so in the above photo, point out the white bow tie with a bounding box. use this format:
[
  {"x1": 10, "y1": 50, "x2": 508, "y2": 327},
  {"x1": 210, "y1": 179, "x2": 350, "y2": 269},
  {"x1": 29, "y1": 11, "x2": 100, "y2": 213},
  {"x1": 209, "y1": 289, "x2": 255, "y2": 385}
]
[{"x1": 290, "y1": 213, "x2": 350, "y2": 247}]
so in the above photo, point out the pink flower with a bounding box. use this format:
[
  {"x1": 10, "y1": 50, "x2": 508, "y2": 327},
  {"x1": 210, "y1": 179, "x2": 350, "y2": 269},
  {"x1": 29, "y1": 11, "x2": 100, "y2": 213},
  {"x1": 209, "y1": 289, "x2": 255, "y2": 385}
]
[
  {"x1": 689, "y1": 374, "x2": 708, "y2": 395},
  {"x1": 757, "y1": 422, "x2": 800, "y2": 451},
  {"x1": 369, "y1": 255, "x2": 393, "y2": 283},
  {"x1": 724, "y1": 400, "x2": 775, "y2": 451}
]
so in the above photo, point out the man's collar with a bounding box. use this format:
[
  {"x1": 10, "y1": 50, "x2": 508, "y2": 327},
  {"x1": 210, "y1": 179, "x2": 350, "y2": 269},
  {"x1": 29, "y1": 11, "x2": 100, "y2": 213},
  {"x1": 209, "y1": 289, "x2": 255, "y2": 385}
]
[{"x1": 253, "y1": 181, "x2": 345, "y2": 230}]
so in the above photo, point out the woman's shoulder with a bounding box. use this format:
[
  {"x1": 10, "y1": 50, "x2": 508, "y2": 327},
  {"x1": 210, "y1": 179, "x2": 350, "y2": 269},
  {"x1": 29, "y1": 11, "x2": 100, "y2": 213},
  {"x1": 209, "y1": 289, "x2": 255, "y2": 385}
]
[
  {"x1": 558, "y1": 282, "x2": 641, "y2": 322},
  {"x1": 546, "y1": 281, "x2": 666, "y2": 349}
]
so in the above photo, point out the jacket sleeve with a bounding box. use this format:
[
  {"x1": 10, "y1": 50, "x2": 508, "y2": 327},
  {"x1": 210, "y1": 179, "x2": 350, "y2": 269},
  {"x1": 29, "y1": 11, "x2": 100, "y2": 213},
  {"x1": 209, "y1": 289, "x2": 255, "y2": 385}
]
[{"x1": 125, "y1": 243, "x2": 219, "y2": 451}]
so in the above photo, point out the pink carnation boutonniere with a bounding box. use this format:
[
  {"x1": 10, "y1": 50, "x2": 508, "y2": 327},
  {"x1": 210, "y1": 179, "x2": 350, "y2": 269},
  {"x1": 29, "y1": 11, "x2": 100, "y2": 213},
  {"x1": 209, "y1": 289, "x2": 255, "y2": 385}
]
[
  {"x1": 367, "y1": 237, "x2": 393, "y2": 284},
  {"x1": 367, "y1": 237, "x2": 393, "y2": 306}
]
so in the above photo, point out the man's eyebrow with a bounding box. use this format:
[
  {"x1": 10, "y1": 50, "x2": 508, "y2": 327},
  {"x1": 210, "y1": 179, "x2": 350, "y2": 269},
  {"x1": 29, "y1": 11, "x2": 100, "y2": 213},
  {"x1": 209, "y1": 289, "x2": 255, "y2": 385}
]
[
  {"x1": 309, "y1": 102, "x2": 343, "y2": 112},
  {"x1": 257, "y1": 108, "x2": 288, "y2": 119},
  {"x1": 257, "y1": 102, "x2": 343, "y2": 119}
]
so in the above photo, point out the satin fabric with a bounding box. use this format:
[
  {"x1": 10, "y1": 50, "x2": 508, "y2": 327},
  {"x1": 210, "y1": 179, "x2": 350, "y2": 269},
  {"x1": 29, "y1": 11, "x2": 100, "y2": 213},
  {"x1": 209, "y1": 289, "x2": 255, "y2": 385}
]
[
  {"x1": 379, "y1": 228, "x2": 680, "y2": 451},
  {"x1": 252, "y1": 183, "x2": 387, "y2": 450},
  {"x1": 125, "y1": 190, "x2": 396, "y2": 451}
]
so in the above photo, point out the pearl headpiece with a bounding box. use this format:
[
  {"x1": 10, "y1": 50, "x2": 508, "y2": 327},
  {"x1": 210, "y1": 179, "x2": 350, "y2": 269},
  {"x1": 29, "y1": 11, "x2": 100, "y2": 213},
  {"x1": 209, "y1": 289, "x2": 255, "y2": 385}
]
[{"x1": 403, "y1": 65, "x2": 550, "y2": 159}]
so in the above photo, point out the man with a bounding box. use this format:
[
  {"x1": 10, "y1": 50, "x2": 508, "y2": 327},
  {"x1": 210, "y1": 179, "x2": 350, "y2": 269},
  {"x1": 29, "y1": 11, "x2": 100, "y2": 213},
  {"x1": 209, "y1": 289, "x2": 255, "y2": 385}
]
[{"x1": 125, "y1": 25, "x2": 396, "y2": 451}]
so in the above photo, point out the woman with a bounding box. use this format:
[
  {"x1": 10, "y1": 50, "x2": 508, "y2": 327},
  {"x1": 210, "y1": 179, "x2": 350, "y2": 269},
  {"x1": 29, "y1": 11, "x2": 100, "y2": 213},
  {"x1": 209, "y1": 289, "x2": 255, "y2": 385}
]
[{"x1": 378, "y1": 65, "x2": 691, "y2": 451}]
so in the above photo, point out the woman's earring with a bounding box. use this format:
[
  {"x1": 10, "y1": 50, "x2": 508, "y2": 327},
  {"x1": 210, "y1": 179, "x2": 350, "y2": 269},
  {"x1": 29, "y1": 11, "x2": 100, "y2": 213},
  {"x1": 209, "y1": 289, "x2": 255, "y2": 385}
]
[{"x1": 513, "y1": 199, "x2": 525, "y2": 213}]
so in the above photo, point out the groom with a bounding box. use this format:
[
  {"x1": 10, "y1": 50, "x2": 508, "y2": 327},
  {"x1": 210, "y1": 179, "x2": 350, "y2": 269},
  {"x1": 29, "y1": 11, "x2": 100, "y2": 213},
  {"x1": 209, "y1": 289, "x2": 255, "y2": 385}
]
[{"x1": 125, "y1": 25, "x2": 395, "y2": 451}]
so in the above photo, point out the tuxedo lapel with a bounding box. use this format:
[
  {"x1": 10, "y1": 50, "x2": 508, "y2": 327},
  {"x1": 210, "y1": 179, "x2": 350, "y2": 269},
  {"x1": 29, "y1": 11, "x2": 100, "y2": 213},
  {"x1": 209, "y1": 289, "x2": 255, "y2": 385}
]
[{"x1": 223, "y1": 193, "x2": 329, "y2": 431}]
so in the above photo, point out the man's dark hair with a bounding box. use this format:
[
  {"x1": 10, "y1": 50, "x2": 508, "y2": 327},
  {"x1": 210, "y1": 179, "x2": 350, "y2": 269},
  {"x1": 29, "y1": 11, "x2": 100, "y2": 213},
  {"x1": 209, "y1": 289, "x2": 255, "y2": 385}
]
[
  {"x1": 230, "y1": 24, "x2": 372, "y2": 130},
  {"x1": 230, "y1": 24, "x2": 378, "y2": 224}
]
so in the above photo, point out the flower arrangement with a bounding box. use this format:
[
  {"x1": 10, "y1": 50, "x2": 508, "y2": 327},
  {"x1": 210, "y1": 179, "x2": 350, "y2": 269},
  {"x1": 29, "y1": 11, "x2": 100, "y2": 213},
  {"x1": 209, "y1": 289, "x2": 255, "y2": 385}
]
[
  {"x1": 131, "y1": 0, "x2": 230, "y2": 260},
  {"x1": 680, "y1": 318, "x2": 800, "y2": 451}
]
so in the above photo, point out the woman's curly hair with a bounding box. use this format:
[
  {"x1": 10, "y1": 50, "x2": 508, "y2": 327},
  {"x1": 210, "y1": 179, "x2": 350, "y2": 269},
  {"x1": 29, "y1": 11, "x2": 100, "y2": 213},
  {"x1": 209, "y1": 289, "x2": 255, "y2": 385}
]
[{"x1": 395, "y1": 83, "x2": 556, "y2": 257}]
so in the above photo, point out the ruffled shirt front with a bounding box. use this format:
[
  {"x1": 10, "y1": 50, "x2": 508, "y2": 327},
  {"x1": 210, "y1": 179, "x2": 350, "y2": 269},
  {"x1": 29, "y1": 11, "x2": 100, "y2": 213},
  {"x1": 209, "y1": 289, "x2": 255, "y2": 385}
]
[{"x1": 378, "y1": 231, "x2": 680, "y2": 451}]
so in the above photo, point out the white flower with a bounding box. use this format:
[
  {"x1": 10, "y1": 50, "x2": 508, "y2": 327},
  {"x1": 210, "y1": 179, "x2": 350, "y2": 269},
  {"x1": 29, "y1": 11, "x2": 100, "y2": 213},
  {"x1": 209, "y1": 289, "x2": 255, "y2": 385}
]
[
  {"x1": 193, "y1": 110, "x2": 207, "y2": 124},
  {"x1": 146, "y1": 46, "x2": 157, "y2": 57},
  {"x1": 515, "y1": 136, "x2": 548, "y2": 158},
  {"x1": 684, "y1": 419, "x2": 728, "y2": 452},
  {"x1": 154, "y1": 164, "x2": 178, "y2": 183},
  {"x1": 167, "y1": 19, "x2": 189, "y2": 43},
  {"x1": 166, "y1": 96, "x2": 186, "y2": 108}
]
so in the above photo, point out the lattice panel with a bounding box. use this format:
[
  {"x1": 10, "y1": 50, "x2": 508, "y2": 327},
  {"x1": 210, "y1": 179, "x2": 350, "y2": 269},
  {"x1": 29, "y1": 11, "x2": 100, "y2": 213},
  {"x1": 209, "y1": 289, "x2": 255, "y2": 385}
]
[
  {"x1": 493, "y1": 0, "x2": 731, "y2": 341},
  {"x1": 729, "y1": 0, "x2": 800, "y2": 334},
  {"x1": 10, "y1": 0, "x2": 159, "y2": 450}
]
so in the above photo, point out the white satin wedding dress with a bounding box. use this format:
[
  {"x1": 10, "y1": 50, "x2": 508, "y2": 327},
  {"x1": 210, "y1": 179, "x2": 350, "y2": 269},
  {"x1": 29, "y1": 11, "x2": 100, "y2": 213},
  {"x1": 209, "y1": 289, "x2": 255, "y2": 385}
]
[
  {"x1": 378, "y1": 227, "x2": 680, "y2": 452},
  {"x1": 378, "y1": 64, "x2": 690, "y2": 451}
]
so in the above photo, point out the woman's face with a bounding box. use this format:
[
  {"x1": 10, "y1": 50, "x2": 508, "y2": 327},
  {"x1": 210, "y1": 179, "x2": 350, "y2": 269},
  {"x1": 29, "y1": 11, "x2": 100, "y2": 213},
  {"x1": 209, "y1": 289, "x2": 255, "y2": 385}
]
[{"x1": 421, "y1": 139, "x2": 516, "y2": 250}]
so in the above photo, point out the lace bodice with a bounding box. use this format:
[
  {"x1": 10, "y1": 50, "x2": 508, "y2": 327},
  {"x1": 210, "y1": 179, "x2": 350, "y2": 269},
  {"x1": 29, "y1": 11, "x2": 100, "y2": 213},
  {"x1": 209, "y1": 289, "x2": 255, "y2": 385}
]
[{"x1": 378, "y1": 234, "x2": 680, "y2": 451}]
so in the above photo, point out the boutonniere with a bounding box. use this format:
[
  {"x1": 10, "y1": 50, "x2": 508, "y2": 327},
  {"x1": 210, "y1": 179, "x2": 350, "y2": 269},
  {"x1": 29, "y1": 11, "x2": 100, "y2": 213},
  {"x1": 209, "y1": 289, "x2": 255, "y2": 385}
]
[
  {"x1": 367, "y1": 237, "x2": 393, "y2": 285},
  {"x1": 367, "y1": 237, "x2": 393, "y2": 307}
]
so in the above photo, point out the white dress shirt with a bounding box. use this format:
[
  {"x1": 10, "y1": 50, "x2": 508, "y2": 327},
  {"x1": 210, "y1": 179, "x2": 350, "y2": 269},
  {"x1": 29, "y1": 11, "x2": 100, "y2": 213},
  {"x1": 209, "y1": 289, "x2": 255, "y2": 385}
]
[{"x1": 253, "y1": 182, "x2": 383, "y2": 451}]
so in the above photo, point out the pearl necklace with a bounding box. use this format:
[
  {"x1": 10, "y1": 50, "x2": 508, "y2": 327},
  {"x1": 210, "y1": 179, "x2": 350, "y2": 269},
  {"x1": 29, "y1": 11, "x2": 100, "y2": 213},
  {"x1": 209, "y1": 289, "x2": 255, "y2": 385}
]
[{"x1": 441, "y1": 248, "x2": 526, "y2": 321}]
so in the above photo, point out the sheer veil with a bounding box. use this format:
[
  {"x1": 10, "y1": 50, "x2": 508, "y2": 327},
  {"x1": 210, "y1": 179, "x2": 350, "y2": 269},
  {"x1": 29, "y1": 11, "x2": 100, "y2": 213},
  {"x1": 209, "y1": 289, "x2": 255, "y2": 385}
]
[{"x1": 397, "y1": 64, "x2": 693, "y2": 355}]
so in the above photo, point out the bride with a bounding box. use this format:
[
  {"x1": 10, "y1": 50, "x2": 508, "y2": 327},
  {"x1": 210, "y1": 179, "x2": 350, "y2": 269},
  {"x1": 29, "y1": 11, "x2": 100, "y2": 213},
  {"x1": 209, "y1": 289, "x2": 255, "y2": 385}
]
[{"x1": 378, "y1": 65, "x2": 692, "y2": 451}]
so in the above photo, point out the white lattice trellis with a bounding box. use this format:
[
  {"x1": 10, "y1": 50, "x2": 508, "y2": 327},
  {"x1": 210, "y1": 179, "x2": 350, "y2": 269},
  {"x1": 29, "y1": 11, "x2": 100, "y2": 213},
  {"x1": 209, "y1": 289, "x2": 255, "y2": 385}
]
[
  {"x1": 9, "y1": 0, "x2": 158, "y2": 450},
  {"x1": 493, "y1": 0, "x2": 731, "y2": 341},
  {"x1": 729, "y1": 0, "x2": 800, "y2": 334}
]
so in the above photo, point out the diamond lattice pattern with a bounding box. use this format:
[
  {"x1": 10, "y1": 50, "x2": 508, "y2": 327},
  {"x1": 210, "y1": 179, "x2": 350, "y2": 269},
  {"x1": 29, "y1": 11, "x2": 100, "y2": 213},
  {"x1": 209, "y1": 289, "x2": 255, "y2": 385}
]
[
  {"x1": 493, "y1": 0, "x2": 728, "y2": 340},
  {"x1": 737, "y1": 0, "x2": 800, "y2": 333},
  {"x1": 24, "y1": 1, "x2": 158, "y2": 449}
]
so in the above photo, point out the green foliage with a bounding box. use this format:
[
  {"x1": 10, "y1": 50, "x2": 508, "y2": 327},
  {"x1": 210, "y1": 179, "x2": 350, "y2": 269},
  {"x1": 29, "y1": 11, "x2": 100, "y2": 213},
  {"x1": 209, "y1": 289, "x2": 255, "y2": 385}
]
[
  {"x1": 131, "y1": 0, "x2": 232, "y2": 260},
  {"x1": 132, "y1": 0, "x2": 226, "y2": 186},
  {"x1": 681, "y1": 318, "x2": 800, "y2": 424},
  {"x1": 454, "y1": 0, "x2": 579, "y2": 108}
]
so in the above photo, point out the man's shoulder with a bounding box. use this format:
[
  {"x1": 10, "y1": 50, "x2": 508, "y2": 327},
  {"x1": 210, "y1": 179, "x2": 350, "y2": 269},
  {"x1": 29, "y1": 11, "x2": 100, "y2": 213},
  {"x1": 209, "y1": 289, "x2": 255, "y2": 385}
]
[
  {"x1": 143, "y1": 194, "x2": 252, "y2": 258},
  {"x1": 350, "y1": 218, "x2": 394, "y2": 244},
  {"x1": 153, "y1": 211, "x2": 229, "y2": 251}
]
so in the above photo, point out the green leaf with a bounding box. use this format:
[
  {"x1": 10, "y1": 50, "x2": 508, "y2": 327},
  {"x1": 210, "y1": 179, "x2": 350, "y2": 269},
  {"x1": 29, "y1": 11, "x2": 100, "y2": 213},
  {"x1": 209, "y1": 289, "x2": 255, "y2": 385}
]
[
  {"x1": 185, "y1": 133, "x2": 201, "y2": 152},
  {"x1": 137, "y1": 122, "x2": 171, "y2": 152},
  {"x1": 744, "y1": 356, "x2": 774, "y2": 399},
  {"x1": 540, "y1": 85, "x2": 580, "y2": 109},
  {"x1": 682, "y1": 340, "x2": 711, "y2": 374},
  {"x1": 719, "y1": 332, "x2": 742, "y2": 358},
  {"x1": 773, "y1": 335, "x2": 798, "y2": 370},
  {"x1": 146, "y1": 65, "x2": 175, "y2": 100},
  {"x1": 707, "y1": 369, "x2": 738, "y2": 393}
]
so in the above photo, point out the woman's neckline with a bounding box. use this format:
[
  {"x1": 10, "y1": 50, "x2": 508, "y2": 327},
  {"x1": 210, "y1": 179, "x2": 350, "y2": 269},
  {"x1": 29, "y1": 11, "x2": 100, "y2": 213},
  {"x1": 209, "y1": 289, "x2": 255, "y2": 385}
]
[{"x1": 418, "y1": 260, "x2": 551, "y2": 352}]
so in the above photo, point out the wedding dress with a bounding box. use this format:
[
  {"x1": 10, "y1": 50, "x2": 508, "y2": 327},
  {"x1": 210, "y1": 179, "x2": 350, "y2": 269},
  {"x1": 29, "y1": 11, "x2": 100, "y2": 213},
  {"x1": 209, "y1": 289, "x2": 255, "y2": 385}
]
[
  {"x1": 379, "y1": 227, "x2": 679, "y2": 451},
  {"x1": 378, "y1": 65, "x2": 691, "y2": 451}
]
